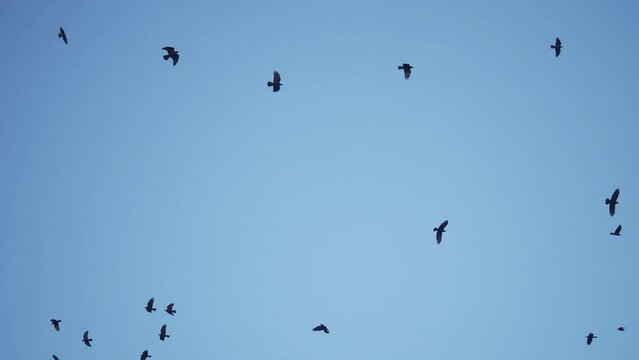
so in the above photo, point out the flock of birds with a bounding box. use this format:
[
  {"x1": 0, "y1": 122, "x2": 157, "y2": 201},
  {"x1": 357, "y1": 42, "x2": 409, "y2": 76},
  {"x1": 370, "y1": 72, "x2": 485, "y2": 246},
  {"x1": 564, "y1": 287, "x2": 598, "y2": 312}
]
[{"x1": 52, "y1": 25, "x2": 629, "y2": 355}]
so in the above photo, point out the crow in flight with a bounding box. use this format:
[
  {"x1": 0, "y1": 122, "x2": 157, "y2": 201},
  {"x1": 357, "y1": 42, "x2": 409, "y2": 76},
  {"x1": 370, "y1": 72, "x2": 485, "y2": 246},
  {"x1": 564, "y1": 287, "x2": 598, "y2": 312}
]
[
  {"x1": 610, "y1": 225, "x2": 622, "y2": 236},
  {"x1": 159, "y1": 324, "x2": 170, "y2": 341},
  {"x1": 618, "y1": 326, "x2": 625, "y2": 331},
  {"x1": 82, "y1": 330, "x2": 93, "y2": 347},
  {"x1": 58, "y1": 27, "x2": 68, "y2": 44},
  {"x1": 606, "y1": 188, "x2": 620, "y2": 216},
  {"x1": 313, "y1": 324, "x2": 329, "y2": 334},
  {"x1": 398, "y1": 63, "x2": 413, "y2": 79},
  {"x1": 162, "y1": 47, "x2": 179, "y2": 66},
  {"x1": 165, "y1": 303, "x2": 176, "y2": 315},
  {"x1": 50, "y1": 319, "x2": 61, "y2": 331},
  {"x1": 267, "y1": 71, "x2": 282, "y2": 92},
  {"x1": 433, "y1": 220, "x2": 448, "y2": 244},
  {"x1": 141, "y1": 350, "x2": 152, "y2": 360},
  {"x1": 146, "y1": 298, "x2": 157, "y2": 313},
  {"x1": 551, "y1": 37, "x2": 561, "y2": 57},
  {"x1": 586, "y1": 332, "x2": 597, "y2": 345}
]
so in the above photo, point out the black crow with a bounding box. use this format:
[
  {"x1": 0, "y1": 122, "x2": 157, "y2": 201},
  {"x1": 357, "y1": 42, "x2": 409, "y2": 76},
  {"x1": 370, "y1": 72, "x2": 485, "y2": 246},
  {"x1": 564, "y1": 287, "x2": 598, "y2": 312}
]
[
  {"x1": 165, "y1": 303, "x2": 176, "y2": 316},
  {"x1": 398, "y1": 63, "x2": 413, "y2": 79},
  {"x1": 146, "y1": 298, "x2": 157, "y2": 313},
  {"x1": 267, "y1": 71, "x2": 282, "y2": 92},
  {"x1": 53, "y1": 355, "x2": 59, "y2": 360},
  {"x1": 551, "y1": 37, "x2": 561, "y2": 57},
  {"x1": 162, "y1": 47, "x2": 179, "y2": 66},
  {"x1": 58, "y1": 27, "x2": 67, "y2": 44},
  {"x1": 82, "y1": 330, "x2": 92, "y2": 347},
  {"x1": 312, "y1": 324, "x2": 329, "y2": 334},
  {"x1": 433, "y1": 220, "x2": 448, "y2": 244},
  {"x1": 618, "y1": 326, "x2": 625, "y2": 331},
  {"x1": 586, "y1": 332, "x2": 597, "y2": 345},
  {"x1": 141, "y1": 350, "x2": 152, "y2": 360},
  {"x1": 610, "y1": 225, "x2": 622, "y2": 236},
  {"x1": 606, "y1": 188, "x2": 620, "y2": 216},
  {"x1": 159, "y1": 324, "x2": 170, "y2": 341},
  {"x1": 50, "y1": 319, "x2": 61, "y2": 331}
]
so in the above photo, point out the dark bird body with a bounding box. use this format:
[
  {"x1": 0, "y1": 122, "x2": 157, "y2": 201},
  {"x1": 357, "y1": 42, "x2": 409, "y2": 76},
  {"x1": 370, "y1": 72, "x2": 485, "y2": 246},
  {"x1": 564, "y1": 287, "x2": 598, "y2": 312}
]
[
  {"x1": 50, "y1": 319, "x2": 61, "y2": 331},
  {"x1": 58, "y1": 27, "x2": 67, "y2": 44},
  {"x1": 433, "y1": 220, "x2": 448, "y2": 244},
  {"x1": 313, "y1": 324, "x2": 329, "y2": 334},
  {"x1": 146, "y1": 298, "x2": 157, "y2": 313},
  {"x1": 141, "y1": 350, "x2": 152, "y2": 360},
  {"x1": 267, "y1": 71, "x2": 282, "y2": 92},
  {"x1": 159, "y1": 324, "x2": 170, "y2": 341},
  {"x1": 606, "y1": 188, "x2": 620, "y2": 216},
  {"x1": 551, "y1": 37, "x2": 561, "y2": 57},
  {"x1": 618, "y1": 326, "x2": 625, "y2": 331},
  {"x1": 610, "y1": 225, "x2": 622, "y2": 236},
  {"x1": 165, "y1": 303, "x2": 176, "y2": 315},
  {"x1": 586, "y1": 332, "x2": 597, "y2": 345},
  {"x1": 162, "y1": 47, "x2": 179, "y2": 66},
  {"x1": 398, "y1": 63, "x2": 413, "y2": 79},
  {"x1": 82, "y1": 330, "x2": 93, "y2": 347}
]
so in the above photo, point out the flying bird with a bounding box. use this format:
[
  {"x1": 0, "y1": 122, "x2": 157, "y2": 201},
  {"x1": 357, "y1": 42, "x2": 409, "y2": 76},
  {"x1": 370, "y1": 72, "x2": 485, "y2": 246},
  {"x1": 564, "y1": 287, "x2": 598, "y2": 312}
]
[
  {"x1": 58, "y1": 27, "x2": 68, "y2": 44},
  {"x1": 433, "y1": 220, "x2": 449, "y2": 244},
  {"x1": 165, "y1": 303, "x2": 176, "y2": 315},
  {"x1": 312, "y1": 324, "x2": 329, "y2": 334},
  {"x1": 159, "y1": 324, "x2": 170, "y2": 341},
  {"x1": 586, "y1": 332, "x2": 597, "y2": 345},
  {"x1": 606, "y1": 188, "x2": 620, "y2": 216},
  {"x1": 146, "y1": 298, "x2": 157, "y2": 313},
  {"x1": 610, "y1": 225, "x2": 622, "y2": 236},
  {"x1": 551, "y1": 37, "x2": 561, "y2": 57},
  {"x1": 618, "y1": 326, "x2": 625, "y2": 331},
  {"x1": 398, "y1": 63, "x2": 413, "y2": 79},
  {"x1": 141, "y1": 350, "x2": 152, "y2": 360},
  {"x1": 50, "y1": 319, "x2": 61, "y2": 331},
  {"x1": 267, "y1": 71, "x2": 282, "y2": 92},
  {"x1": 53, "y1": 355, "x2": 59, "y2": 360},
  {"x1": 162, "y1": 47, "x2": 179, "y2": 66},
  {"x1": 82, "y1": 330, "x2": 93, "y2": 347}
]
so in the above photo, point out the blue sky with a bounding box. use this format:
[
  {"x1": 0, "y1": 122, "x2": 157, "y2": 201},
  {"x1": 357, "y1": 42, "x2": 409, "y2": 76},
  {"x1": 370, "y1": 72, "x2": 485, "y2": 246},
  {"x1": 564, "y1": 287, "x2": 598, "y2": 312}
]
[{"x1": 1, "y1": 0, "x2": 638, "y2": 359}]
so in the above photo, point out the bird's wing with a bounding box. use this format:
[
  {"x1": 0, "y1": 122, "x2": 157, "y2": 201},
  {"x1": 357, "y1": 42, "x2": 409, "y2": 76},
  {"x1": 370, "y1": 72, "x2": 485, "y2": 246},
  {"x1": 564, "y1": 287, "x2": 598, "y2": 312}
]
[
  {"x1": 555, "y1": 47, "x2": 560, "y2": 57},
  {"x1": 611, "y1": 188, "x2": 620, "y2": 202},
  {"x1": 83, "y1": 331, "x2": 89, "y2": 339},
  {"x1": 161, "y1": 324, "x2": 166, "y2": 334},
  {"x1": 54, "y1": 322, "x2": 60, "y2": 331},
  {"x1": 53, "y1": 356, "x2": 59, "y2": 360},
  {"x1": 273, "y1": 71, "x2": 281, "y2": 83},
  {"x1": 609, "y1": 202, "x2": 616, "y2": 216},
  {"x1": 440, "y1": 220, "x2": 449, "y2": 230},
  {"x1": 587, "y1": 338, "x2": 592, "y2": 345},
  {"x1": 403, "y1": 67, "x2": 411, "y2": 79},
  {"x1": 167, "y1": 303, "x2": 174, "y2": 310},
  {"x1": 147, "y1": 298, "x2": 154, "y2": 307},
  {"x1": 312, "y1": 325, "x2": 322, "y2": 331},
  {"x1": 616, "y1": 225, "x2": 622, "y2": 233},
  {"x1": 173, "y1": 54, "x2": 179, "y2": 65},
  {"x1": 162, "y1": 47, "x2": 174, "y2": 52},
  {"x1": 556, "y1": 37, "x2": 561, "y2": 46},
  {"x1": 436, "y1": 231, "x2": 442, "y2": 244}
]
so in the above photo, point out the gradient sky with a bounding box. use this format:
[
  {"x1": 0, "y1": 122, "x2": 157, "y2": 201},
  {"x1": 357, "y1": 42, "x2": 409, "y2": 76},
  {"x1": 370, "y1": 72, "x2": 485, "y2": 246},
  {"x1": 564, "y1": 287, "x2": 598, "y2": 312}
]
[{"x1": 1, "y1": 0, "x2": 638, "y2": 359}]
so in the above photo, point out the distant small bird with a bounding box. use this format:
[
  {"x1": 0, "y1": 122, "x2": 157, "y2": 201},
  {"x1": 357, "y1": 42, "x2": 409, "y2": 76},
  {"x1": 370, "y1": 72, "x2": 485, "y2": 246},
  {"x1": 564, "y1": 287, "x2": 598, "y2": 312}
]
[
  {"x1": 610, "y1": 225, "x2": 622, "y2": 236},
  {"x1": 267, "y1": 71, "x2": 282, "y2": 92},
  {"x1": 146, "y1": 298, "x2": 157, "y2": 313},
  {"x1": 586, "y1": 332, "x2": 597, "y2": 345},
  {"x1": 53, "y1": 355, "x2": 59, "y2": 360},
  {"x1": 398, "y1": 63, "x2": 413, "y2": 79},
  {"x1": 50, "y1": 319, "x2": 61, "y2": 331},
  {"x1": 312, "y1": 324, "x2": 329, "y2": 334},
  {"x1": 618, "y1": 326, "x2": 625, "y2": 331},
  {"x1": 606, "y1": 188, "x2": 620, "y2": 216},
  {"x1": 162, "y1": 47, "x2": 179, "y2": 66},
  {"x1": 141, "y1": 350, "x2": 152, "y2": 360},
  {"x1": 159, "y1": 324, "x2": 170, "y2": 341},
  {"x1": 551, "y1": 37, "x2": 561, "y2": 57},
  {"x1": 82, "y1": 330, "x2": 93, "y2": 347},
  {"x1": 433, "y1": 220, "x2": 449, "y2": 244},
  {"x1": 58, "y1": 27, "x2": 68, "y2": 44},
  {"x1": 165, "y1": 303, "x2": 176, "y2": 316}
]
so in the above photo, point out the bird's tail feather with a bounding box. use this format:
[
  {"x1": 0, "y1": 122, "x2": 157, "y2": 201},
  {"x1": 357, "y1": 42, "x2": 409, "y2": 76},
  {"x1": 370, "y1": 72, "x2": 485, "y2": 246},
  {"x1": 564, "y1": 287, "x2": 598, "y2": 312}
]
[
  {"x1": 267, "y1": 81, "x2": 273, "y2": 87},
  {"x1": 165, "y1": 335, "x2": 170, "y2": 338},
  {"x1": 606, "y1": 198, "x2": 611, "y2": 205},
  {"x1": 398, "y1": 66, "x2": 403, "y2": 70},
  {"x1": 433, "y1": 227, "x2": 438, "y2": 232},
  {"x1": 551, "y1": 45, "x2": 556, "y2": 49},
  {"x1": 163, "y1": 55, "x2": 170, "y2": 60}
]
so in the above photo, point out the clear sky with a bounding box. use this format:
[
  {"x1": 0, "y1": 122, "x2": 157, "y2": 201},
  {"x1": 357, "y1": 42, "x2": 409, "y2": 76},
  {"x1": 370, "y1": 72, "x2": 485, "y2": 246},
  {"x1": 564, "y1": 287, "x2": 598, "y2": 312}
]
[{"x1": 1, "y1": 0, "x2": 638, "y2": 359}]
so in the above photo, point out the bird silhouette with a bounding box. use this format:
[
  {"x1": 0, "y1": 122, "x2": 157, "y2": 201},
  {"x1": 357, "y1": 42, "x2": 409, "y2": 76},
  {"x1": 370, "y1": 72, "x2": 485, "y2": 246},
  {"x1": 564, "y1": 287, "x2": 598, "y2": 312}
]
[
  {"x1": 267, "y1": 71, "x2": 282, "y2": 92},
  {"x1": 165, "y1": 303, "x2": 176, "y2": 315},
  {"x1": 146, "y1": 298, "x2": 157, "y2": 313},
  {"x1": 162, "y1": 47, "x2": 179, "y2": 66},
  {"x1": 610, "y1": 225, "x2": 622, "y2": 236},
  {"x1": 82, "y1": 330, "x2": 93, "y2": 347},
  {"x1": 618, "y1": 326, "x2": 625, "y2": 331},
  {"x1": 159, "y1": 324, "x2": 170, "y2": 341},
  {"x1": 50, "y1": 319, "x2": 61, "y2": 331},
  {"x1": 312, "y1": 324, "x2": 329, "y2": 334},
  {"x1": 53, "y1": 355, "x2": 59, "y2": 360},
  {"x1": 433, "y1": 220, "x2": 449, "y2": 244},
  {"x1": 606, "y1": 188, "x2": 620, "y2": 216},
  {"x1": 58, "y1": 27, "x2": 67, "y2": 44},
  {"x1": 551, "y1": 37, "x2": 561, "y2": 57},
  {"x1": 586, "y1": 332, "x2": 597, "y2": 345},
  {"x1": 398, "y1": 63, "x2": 413, "y2": 79},
  {"x1": 141, "y1": 350, "x2": 152, "y2": 360}
]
